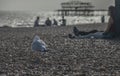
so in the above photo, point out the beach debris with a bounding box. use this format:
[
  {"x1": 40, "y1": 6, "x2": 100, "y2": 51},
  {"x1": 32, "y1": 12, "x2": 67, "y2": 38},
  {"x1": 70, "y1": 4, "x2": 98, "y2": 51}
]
[{"x1": 31, "y1": 35, "x2": 47, "y2": 52}]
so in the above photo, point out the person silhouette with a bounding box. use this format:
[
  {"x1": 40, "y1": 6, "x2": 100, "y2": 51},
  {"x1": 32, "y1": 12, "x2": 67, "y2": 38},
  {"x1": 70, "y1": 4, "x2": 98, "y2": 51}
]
[
  {"x1": 101, "y1": 15, "x2": 105, "y2": 23},
  {"x1": 45, "y1": 18, "x2": 52, "y2": 26},
  {"x1": 53, "y1": 19, "x2": 58, "y2": 26},
  {"x1": 34, "y1": 16, "x2": 40, "y2": 27},
  {"x1": 61, "y1": 16, "x2": 66, "y2": 26}
]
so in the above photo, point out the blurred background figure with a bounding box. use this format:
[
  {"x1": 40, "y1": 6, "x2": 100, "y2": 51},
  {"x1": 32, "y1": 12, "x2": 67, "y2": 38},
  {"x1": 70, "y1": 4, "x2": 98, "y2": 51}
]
[
  {"x1": 61, "y1": 16, "x2": 66, "y2": 26},
  {"x1": 45, "y1": 17, "x2": 52, "y2": 26},
  {"x1": 101, "y1": 15, "x2": 105, "y2": 23},
  {"x1": 34, "y1": 16, "x2": 40, "y2": 27},
  {"x1": 53, "y1": 19, "x2": 58, "y2": 26}
]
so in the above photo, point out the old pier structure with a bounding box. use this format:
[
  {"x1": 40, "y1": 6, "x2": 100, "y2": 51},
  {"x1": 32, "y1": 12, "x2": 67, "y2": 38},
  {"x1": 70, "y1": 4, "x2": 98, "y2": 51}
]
[{"x1": 57, "y1": 0, "x2": 107, "y2": 16}]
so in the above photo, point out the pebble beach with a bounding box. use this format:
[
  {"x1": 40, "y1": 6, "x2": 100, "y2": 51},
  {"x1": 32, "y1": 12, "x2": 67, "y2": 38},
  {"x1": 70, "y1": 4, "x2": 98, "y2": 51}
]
[{"x1": 0, "y1": 23, "x2": 120, "y2": 76}]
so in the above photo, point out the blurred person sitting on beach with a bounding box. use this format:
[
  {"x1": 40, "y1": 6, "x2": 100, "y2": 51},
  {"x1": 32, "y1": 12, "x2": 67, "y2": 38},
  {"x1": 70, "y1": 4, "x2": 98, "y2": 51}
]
[
  {"x1": 45, "y1": 17, "x2": 52, "y2": 26},
  {"x1": 34, "y1": 16, "x2": 40, "y2": 27},
  {"x1": 69, "y1": 6, "x2": 115, "y2": 39},
  {"x1": 53, "y1": 19, "x2": 58, "y2": 26}
]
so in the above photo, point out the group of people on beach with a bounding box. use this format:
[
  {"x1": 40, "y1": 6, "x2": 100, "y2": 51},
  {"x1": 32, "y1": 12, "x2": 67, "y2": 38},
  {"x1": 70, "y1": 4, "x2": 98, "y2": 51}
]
[
  {"x1": 32, "y1": 5, "x2": 116, "y2": 52},
  {"x1": 34, "y1": 17, "x2": 57, "y2": 27},
  {"x1": 34, "y1": 16, "x2": 66, "y2": 27}
]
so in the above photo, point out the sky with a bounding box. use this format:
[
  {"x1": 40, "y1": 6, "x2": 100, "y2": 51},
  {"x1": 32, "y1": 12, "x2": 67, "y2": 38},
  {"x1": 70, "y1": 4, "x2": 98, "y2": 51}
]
[{"x1": 0, "y1": 0, "x2": 115, "y2": 11}]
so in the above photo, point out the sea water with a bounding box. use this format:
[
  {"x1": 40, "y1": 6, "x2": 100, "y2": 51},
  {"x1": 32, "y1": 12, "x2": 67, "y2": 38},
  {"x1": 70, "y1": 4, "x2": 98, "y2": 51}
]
[{"x1": 0, "y1": 11, "x2": 109, "y2": 27}]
